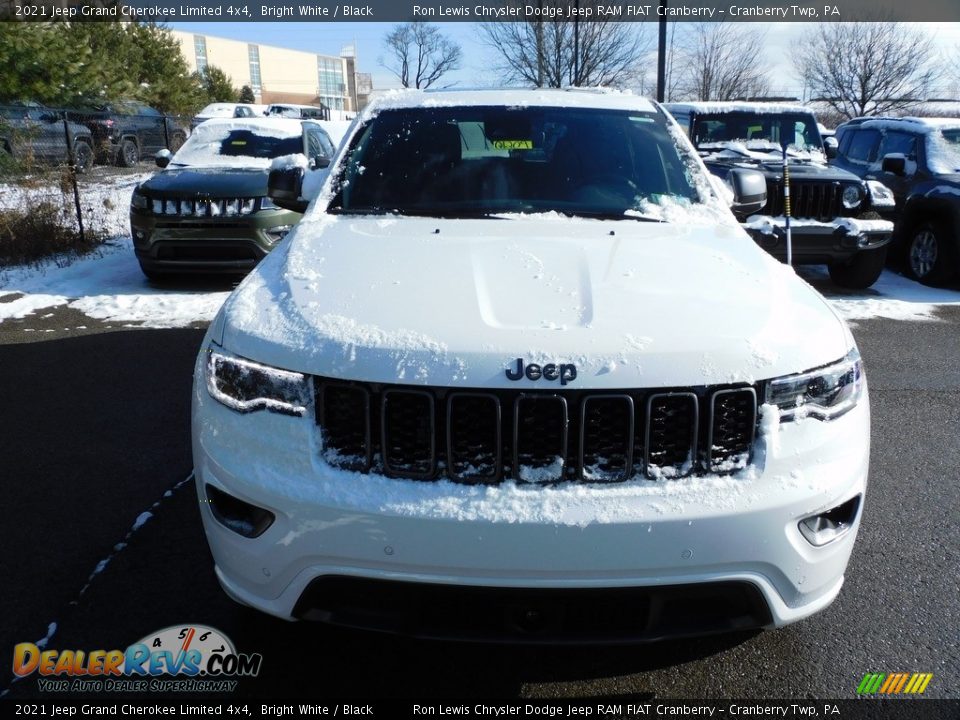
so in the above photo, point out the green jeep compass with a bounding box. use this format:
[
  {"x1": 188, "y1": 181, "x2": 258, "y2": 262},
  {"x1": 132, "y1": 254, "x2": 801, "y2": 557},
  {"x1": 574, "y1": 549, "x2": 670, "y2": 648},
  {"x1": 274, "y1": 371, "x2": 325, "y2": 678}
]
[{"x1": 130, "y1": 117, "x2": 336, "y2": 278}]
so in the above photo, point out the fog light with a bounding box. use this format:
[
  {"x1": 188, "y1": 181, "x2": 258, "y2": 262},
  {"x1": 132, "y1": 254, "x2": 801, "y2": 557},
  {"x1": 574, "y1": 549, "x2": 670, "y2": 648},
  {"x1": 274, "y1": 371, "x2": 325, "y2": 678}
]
[
  {"x1": 206, "y1": 484, "x2": 275, "y2": 538},
  {"x1": 799, "y1": 495, "x2": 861, "y2": 546}
]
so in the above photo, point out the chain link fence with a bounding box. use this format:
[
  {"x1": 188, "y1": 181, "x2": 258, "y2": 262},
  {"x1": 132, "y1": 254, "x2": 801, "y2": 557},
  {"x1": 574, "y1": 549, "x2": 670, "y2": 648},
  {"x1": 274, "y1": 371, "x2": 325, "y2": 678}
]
[{"x1": 0, "y1": 103, "x2": 191, "y2": 265}]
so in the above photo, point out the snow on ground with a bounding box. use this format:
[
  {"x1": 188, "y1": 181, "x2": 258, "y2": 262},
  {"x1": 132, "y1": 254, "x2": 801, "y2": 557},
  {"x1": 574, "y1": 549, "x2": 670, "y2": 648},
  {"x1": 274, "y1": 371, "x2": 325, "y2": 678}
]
[
  {"x1": 0, "y1": 236, "x2": 230, "y2": 327},
  {"x1": 797, "y1": 266, "x2": 960, "y2": 323}
]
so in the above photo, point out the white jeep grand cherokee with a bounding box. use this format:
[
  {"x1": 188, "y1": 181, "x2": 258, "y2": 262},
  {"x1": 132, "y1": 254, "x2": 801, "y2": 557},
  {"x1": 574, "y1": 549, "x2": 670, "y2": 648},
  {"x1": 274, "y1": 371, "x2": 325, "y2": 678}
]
[{"x1": 192, "y1": 89, "x2": 869, "y2": 642}]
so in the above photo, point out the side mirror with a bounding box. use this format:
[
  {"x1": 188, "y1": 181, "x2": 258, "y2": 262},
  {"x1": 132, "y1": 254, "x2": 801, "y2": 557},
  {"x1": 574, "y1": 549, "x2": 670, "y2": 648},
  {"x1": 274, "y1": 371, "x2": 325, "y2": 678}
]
[
  {"x1": 155, "y1": 149, "x2": 172, "y2": 168},
  {"x1": 823, "y1": 136, "x2": 838, "y2": 159},
  {"x1": 728, "y1": 169, "x2": 767, "y2": 217},
  {"x1": 881, "y1": 153, "x2": 906, "y2": 176},
  {"x1": 310, "y1": 154, "x2": 331, "y2": 170},
  {"x1": 267, "y1": 166, "x2": 308, "y2": 213}
]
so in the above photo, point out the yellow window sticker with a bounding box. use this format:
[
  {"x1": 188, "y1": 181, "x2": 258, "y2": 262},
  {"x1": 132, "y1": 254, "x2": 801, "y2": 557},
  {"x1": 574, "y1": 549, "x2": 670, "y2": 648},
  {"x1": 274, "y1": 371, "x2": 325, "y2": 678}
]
[
  {"x1": 492, "y1": 139, "x2": 533, "y2": 150},
  {"x1": 230, "y1": 140, "x2": 248, "y2": 145}
]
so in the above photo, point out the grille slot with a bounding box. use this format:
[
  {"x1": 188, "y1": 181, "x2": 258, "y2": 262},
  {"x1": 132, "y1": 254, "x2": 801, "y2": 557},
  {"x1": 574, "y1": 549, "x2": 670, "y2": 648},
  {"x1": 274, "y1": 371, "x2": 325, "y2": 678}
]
[
  {"x1": 708, "y1": 388, "x2": 757, "y2": 473},
  {"x1": 579, "y1": 395, "x2": 634, "y2": 482},
  {"x1": 381, "y1": 390, "x2": 436, "y2": 479},
  {"x1": 320, "y1": 384, "x2": 371, "y2": 471},
  {"x1": 513, "y1": 395, "x2": 568, "y2": 483},
  {"x1": 447, "y1": 393, "x2": 501, "y2": 483},
  {"x1": 765, "y1": 180, "x2": 842, "y2": 221},
  {"x1": 149, "y1": 196, "x2": 258, "y2": 217},
  {"x1": 645, "y1": 393, "x2": 698, "y2": 478},
  {"x1": 314, "y1": 380, "x2": 757, "y2": 483}
]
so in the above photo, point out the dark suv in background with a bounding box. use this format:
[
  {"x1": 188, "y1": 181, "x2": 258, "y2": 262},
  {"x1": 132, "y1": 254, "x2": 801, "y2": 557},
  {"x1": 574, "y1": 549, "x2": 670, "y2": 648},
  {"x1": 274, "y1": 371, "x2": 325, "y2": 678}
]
[
  {"x1": 831, "y1": 117, "x2": 960, "y2": 285},
  {"x1": 0, "y1": 102, "x2": 94, "y2": 171},
  {"x1": 72, "y1": 101, "x2": 188, "y2": 167},
  {"x1": 665, "y1": 102, "x2": 894, "y2": 289}
]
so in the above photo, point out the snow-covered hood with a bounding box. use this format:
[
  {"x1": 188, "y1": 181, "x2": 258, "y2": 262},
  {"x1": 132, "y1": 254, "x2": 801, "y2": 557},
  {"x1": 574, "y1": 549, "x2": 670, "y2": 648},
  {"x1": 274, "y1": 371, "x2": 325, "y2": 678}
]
[{"x1": 218, "y1": 215, "x2": 851, "y2": 388}]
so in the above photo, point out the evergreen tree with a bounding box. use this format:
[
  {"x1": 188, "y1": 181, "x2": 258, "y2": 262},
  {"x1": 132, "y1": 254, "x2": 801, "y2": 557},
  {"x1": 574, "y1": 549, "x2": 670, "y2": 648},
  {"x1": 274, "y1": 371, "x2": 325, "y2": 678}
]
[
  {"x1": 238, "y1": 85, "x2": 257, "y2": 104},
  {"x1": 198, "y1": 66, "x2": 238, "y2": 103},
  {"x1": 0, "y1": 21, "x2": 206, "y2": 115}
]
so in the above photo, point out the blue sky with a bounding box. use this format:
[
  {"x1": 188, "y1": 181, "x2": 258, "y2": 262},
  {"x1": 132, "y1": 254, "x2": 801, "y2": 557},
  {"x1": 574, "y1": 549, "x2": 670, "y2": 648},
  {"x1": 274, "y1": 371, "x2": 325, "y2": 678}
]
[
  {"x1": 173, "y1": 22, "x2": 489, "y2": 91},
  {"x1": 172, "y1": 21, "x2": 960, "y2": 98}
]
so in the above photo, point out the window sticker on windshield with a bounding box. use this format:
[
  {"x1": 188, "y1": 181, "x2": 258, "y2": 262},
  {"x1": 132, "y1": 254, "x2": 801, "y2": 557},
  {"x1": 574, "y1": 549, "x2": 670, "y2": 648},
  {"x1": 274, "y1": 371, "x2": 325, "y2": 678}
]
[
  {"x1": 492, "y1": 139, "x2": 533, "y2": 150},
  {"x1": 230, "y1": 140, "x2": 248, "y2": 146},
  {"x1": 629, "y1": 116, "x2": 655, "y2": 123}
]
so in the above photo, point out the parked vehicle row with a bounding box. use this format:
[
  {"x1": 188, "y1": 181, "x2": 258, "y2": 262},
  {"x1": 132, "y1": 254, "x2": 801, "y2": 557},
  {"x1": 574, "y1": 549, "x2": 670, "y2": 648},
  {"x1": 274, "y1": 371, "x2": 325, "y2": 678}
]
[{"x1": 0, "y1": 100, "x2": 190, "y2": 171}]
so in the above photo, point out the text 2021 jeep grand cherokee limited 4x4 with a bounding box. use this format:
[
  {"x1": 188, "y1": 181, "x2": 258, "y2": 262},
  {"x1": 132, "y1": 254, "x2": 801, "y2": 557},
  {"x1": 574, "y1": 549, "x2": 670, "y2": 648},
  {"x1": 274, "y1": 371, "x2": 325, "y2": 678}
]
[
  {"x1": 665, "y1": 102, "x2": 895, "y2": 289},
  {"x1": 192, "y1": 89, "x2": 870, "y2": 643}
]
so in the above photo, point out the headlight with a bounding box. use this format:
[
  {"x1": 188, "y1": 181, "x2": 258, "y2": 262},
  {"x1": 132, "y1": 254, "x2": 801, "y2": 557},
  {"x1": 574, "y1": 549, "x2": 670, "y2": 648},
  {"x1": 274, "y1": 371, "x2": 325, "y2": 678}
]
[
  {"x1": 130, "y1": 188, "x2": 148, "y2": 210},
  {"x1": 205, "y1": 346, "x2": 309, "y2": 417},
  {"x1": 866, "y1": 180, "x2": 896, "y2": 208},
  {"x1": 766, "y1": 348, "x2": 864, "y2": 421},
  {"x1": 841, "y1": 185, "x2": 863, "y2": 210}
]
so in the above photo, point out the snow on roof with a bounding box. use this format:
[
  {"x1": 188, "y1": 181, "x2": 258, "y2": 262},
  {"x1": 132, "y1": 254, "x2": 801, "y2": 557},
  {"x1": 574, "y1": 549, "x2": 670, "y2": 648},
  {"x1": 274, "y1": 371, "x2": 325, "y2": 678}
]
[
  {"x1": 852, "y1": 116, "x2": 960, "y2": 134},
  {"x1": 360, "y1": 88, "x2": 658, "y2": 118},
  {"x1": 664, "y1": 101, "x2": 811, "y2": 116},
  {"x1": 193, "y1": 117, "x2": 304, "y2": 134}
]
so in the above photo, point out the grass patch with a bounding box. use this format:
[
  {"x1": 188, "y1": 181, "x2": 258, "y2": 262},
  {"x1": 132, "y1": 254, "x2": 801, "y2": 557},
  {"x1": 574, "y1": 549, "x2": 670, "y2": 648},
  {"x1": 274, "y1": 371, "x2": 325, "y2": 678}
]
[{"x1": 0, "y1": 192, "x2": 106, "y2": 265}]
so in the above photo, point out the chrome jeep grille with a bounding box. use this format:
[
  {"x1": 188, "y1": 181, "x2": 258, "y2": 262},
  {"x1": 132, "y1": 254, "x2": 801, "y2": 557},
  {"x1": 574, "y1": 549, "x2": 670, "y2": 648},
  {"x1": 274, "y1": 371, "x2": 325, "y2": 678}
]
[
  {"x1": 149, "y1": 197, "x2": 259, "y2": 217},
  {"x1": 316, "y1": 380, "x2": 758, "y2": 484}
]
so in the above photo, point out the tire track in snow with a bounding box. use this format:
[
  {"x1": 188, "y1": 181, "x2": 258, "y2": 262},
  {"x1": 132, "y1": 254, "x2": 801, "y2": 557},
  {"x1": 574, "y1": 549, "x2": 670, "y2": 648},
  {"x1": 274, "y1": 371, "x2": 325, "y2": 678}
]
[{"x1": 0, "y1": 472, "x2": 195, "y2": 697}]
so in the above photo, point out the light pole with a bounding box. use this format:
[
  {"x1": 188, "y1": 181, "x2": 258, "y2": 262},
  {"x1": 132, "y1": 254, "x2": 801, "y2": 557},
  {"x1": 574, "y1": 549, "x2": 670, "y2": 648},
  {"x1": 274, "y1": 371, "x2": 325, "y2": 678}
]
[{"x1": 657, "y1": 1, "x2": 667, "y2": 102}]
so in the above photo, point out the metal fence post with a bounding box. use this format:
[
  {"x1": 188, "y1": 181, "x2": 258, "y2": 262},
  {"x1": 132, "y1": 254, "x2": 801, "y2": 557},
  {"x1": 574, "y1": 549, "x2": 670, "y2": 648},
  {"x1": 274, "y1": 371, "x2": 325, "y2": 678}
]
[
  {"x1": 163, "y1": 114, "x2": 170, "y2": 150},
  {"x1": 63, "y1": 115, "x2": 85, "y2": 245}
]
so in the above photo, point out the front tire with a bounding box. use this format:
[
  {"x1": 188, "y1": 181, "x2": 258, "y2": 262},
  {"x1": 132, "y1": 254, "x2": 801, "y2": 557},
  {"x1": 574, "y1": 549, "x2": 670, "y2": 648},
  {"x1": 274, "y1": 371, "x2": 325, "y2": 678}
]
[
  {"x1": 138, "y1": 262, "x2": 163, "y2": 282},
  {"x1": 827, "y1": 246, "x2": 888, "y2": 289},
  {"x1": 906, "y1": 221, "x2": 956, "y2": 285},
  {"x1": 117, "y1": 139, "x2": 139, "y2": 168},
  {"x1": 72, "y1": 140, "x2": 93, "y2": 173}
]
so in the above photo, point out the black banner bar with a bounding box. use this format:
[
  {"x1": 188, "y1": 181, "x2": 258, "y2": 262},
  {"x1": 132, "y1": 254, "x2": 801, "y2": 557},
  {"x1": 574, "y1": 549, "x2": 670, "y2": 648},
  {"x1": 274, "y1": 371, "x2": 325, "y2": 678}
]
[
  {"x1": 0, "y1": 700, "x2": 957, "y2": 719},
  {"x1": 4, "y1": 0, "x2": 960, "y2": 22}
]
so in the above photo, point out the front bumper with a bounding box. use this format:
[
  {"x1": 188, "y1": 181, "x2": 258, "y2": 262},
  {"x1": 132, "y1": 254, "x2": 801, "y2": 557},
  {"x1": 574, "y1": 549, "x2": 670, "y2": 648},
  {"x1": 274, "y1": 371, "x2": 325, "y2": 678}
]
[
  {"x1": 131, "y1": 209, "x2": 299, "y2": 274},
  {"x1": 192, "y1": 361, "x2": 870, "y2": 640},
  {"x1": 744, "y1": 216, "x2": 892, "y2": 264}
]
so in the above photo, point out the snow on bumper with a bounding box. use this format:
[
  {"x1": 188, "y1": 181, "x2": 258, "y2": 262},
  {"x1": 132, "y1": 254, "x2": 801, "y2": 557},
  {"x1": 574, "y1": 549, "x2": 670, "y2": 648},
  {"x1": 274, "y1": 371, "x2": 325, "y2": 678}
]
[
  {"x1": 192, "y1": 369, "x2": 869, "y2": 629},
  {"x1": 744, "y1": 215, "x2": 892, "y2": 254}
]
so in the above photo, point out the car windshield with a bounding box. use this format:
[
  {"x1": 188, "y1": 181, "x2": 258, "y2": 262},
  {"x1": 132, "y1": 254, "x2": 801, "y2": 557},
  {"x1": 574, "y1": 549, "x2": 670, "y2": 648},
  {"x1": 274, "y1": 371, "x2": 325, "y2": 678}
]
[
  {"x1": 927, "y1": 128, "x2": 960, "y2": 174},
  {"x1": 170, "y1": 123, "x2": 302, "y2": 168},
  {"x1": 692, "y1": 112, "x2": 823, "y2": 154},
  {"x1": 327, "y1": 106, "x2": 704, "y2": 220}
]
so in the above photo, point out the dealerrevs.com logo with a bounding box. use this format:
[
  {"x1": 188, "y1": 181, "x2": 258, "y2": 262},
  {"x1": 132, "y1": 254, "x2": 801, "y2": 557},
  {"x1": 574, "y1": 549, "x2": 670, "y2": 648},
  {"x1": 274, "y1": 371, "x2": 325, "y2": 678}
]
[{"x1": 13, "y1": 624, "x2": 262, "y2": 693}]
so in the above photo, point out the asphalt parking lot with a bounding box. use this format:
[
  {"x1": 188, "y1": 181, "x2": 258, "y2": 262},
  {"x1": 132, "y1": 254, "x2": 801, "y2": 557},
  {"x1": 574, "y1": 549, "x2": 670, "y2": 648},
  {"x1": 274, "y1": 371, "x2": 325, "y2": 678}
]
[{"x1": 0, "y1": 277, "x2": 958, "y2": 702}]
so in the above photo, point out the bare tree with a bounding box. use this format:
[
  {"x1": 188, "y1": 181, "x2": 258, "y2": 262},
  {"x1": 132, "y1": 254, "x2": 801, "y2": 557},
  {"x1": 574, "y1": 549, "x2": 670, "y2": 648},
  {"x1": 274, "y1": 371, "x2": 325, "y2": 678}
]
[
  {"x1": 792, "y1": 22, "x2": 942, "y2": 120},
  {"x1": 480, "y1": 4, "x2": 651, "y2": 88},
  {"x1": 380, "y1": 22, "x2": 462, "y2": 89},
  {"x1": 672, "y1": 23, "x2": 770, "y2": 102}
]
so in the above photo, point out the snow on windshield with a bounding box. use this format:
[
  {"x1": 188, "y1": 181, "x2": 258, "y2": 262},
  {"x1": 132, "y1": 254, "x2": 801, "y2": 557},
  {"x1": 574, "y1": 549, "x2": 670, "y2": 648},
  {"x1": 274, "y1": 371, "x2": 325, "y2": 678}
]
[
  {"x1": 926, "y1": 127, "x2": 960, "y2": 174},
  {"x1": 171, "y1": 121, "x2": 303, "y2": 169},
  {"x1": 691, "y1": 112, "x2": 826, "y2": 162},
  {"x1": 325, "y1": 105, "x2": 713, "y2": 221}
]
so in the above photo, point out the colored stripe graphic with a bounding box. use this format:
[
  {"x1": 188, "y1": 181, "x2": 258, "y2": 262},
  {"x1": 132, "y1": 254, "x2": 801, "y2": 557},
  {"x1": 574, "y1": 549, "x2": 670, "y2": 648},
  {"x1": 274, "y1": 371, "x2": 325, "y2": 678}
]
[{"x1": 858, "y1": 672, "x2": 933, "y2": 694}]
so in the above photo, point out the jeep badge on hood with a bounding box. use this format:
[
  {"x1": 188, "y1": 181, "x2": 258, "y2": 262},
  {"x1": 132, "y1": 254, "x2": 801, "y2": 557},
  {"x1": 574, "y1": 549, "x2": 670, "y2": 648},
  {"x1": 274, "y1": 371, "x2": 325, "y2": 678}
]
[{"x1": 505, "y1": 358, "x2": 577, "y2": 385}]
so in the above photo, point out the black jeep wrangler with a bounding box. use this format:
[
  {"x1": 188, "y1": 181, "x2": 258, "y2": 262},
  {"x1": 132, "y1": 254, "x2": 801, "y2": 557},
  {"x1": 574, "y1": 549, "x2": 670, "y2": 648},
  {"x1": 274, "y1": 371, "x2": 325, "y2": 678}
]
[{"x1": 665, "y1": 102, "x2": 894, "y2": 289}]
